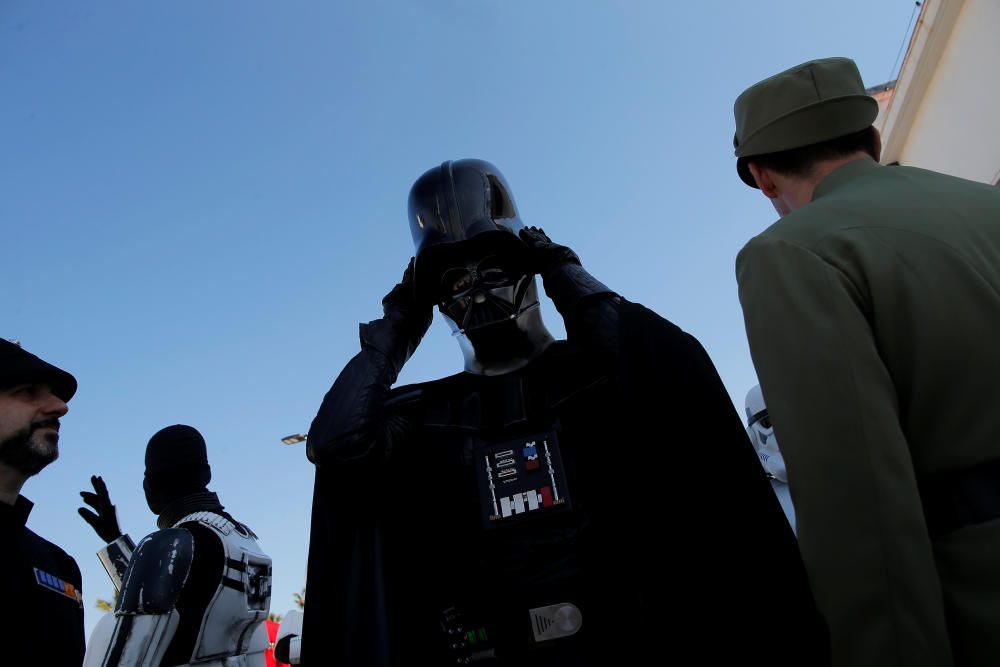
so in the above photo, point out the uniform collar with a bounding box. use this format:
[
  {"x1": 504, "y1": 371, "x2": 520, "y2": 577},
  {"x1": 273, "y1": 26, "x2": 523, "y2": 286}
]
[
  {"x1": 0, "y1": 495, "x2": 33, "y2": 528},
  {"x1": 812, "y1": 158, "x2": 881, "y2": 201},
  {"x1": 156, "y1": 490, "x2": 225, "y2": 529}
]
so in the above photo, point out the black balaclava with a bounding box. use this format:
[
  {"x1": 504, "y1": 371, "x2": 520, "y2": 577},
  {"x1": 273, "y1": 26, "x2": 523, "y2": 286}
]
[
  {"x1": 408, "y1": 159, "x2": 554, "y2": 375},
  {"x1": 143, "y1": 424, "x2": 212, "y2": 515}
]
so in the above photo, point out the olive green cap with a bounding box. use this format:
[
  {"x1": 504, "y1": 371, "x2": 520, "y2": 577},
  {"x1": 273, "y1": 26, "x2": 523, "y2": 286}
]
[{"x1": 733, "y1": 57, "x2": 878, "y2": 188}]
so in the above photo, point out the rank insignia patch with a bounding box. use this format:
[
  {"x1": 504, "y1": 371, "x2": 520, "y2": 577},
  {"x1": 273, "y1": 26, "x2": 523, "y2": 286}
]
[{"x1": 34, "y1": 567, "x2": 83, "y2": 607}]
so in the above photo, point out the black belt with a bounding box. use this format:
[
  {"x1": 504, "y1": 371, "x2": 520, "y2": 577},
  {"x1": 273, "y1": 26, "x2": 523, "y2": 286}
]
[{"x1": 920, "y1": 460, "x2": 1000, "y2": 537}]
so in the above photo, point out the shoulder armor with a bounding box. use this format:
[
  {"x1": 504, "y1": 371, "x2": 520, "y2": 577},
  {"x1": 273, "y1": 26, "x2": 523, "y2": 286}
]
[
  {"x1": 176, "y1": 510, "x2": 258, "y2": 539},
  {"x1": 176, "y1": 511, "x2": 234, "y2": 535},
  {"x1": 116, "y1": 528, "x2": 193, "y2": 615}
]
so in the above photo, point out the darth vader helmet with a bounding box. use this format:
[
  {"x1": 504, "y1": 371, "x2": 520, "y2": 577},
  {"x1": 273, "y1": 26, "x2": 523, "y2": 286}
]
[{"x1": 408, "y1": 160, "x2": 552, "y2": 374}]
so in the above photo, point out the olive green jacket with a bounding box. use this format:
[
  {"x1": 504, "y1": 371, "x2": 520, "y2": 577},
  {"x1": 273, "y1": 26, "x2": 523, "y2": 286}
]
[{"x1": 737, "y1": 159, "x2": 1000, "y2": 667}]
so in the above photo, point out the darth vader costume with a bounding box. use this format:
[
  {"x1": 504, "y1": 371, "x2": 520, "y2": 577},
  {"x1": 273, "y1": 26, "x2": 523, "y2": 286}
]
[{"x1": 302, "y1": 160, "x2": 829, "y2": 665}]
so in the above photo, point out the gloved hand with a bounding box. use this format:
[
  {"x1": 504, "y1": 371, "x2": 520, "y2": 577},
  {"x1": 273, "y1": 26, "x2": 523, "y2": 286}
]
[
  {"x1": 364, "y1": 258, "x2": 434, "y2": 371},
  {"x1": 78, "y1": 475, "x2": 123, "y2": 543},
  {"x1": 518, "y1": 226, "x2": 582, "y2": 278},
  {"x1": 382, "y1": 257, "x2": 433, "y2": 336}
]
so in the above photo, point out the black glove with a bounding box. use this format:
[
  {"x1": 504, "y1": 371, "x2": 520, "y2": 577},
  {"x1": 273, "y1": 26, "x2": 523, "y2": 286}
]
[
  {"x1": 518, "y1": 226, "x2": 582, "y2": 278},
  {"x1": 382, "y1": 258, "x2": 432, "y2": 326},
  {"x1": 78, "y1": 475, "x2": 123, "y2": 543},
  {"x1": 520, "y1": 226, "x2": 615, "y2": 321},
  {"x1": 362, "y1": 258, "x2": 433, "y2": 372}
]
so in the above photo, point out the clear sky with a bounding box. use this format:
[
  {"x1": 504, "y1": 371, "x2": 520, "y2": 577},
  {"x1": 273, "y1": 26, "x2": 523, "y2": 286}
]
[{"x1": 2, "y1": 0, "x2": 918, "y2": 638}]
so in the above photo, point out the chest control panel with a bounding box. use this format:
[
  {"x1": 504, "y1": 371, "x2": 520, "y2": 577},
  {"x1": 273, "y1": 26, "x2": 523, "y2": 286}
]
[{"x1": 474, "y1": 430, "x2": 571, "y2": 530}]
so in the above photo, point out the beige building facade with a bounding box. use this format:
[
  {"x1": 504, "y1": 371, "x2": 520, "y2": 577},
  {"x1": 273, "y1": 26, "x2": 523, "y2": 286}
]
[{"x1": 876, "y1": 0, "x2": 1000, "y2": 186}]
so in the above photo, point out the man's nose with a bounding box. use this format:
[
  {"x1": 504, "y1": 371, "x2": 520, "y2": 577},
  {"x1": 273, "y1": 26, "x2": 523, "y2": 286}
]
[{"x1": 40, "y1": 387, "x2": 69, "y2": 417}]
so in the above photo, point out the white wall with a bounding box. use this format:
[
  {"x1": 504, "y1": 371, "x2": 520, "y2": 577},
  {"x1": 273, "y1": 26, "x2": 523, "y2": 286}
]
[{"x1": 900, "y1": 0, "x2": 1000, "y2": 184}]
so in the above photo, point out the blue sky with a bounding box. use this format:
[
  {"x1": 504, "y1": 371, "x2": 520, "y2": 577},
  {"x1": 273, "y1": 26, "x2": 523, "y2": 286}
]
[{"x1": 2, "y1": 0, "x2": 917, "y2": 638}]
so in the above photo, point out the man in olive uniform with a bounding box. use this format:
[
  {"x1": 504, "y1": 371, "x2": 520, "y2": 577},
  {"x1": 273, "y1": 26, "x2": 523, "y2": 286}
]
[
  {"x1": 0, "y1": 339, "x2": 84, "y2": 666},
  {"x1": 733, "y1": 57, "x2": 1000, "y2": 667}
]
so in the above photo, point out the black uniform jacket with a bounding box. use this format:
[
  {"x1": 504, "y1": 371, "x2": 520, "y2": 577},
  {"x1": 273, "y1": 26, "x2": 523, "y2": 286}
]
[
  {"x1": 0, "y1": 495, "x2": 86, "y2": 666},
  {"x1": 303, "y1": 296, "x2": 830, "y2": 666}
]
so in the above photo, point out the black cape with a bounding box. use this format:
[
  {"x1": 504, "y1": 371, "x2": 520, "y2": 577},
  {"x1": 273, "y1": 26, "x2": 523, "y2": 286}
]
[{"x1": 302, "y1": 300, "x2": 829, "y2": 665}]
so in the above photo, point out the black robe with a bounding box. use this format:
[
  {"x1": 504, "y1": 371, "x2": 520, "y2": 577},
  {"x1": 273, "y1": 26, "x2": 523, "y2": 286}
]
[{"x1": 302, "y1": 297, "x2": 829, "y2": 665}]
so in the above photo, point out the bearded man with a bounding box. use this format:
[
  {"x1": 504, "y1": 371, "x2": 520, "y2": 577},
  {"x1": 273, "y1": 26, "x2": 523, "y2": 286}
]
[{"x1": 0, "y1": 338, "x2": 83, "y2": 666}]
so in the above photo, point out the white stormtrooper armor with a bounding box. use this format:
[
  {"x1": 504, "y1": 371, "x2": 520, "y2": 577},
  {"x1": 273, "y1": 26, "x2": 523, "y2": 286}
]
[
  {"x1": 272, "y1": 609, "x2": 303, "y2": 665},
  {"x1": 95, "y1": 533, "x2": 135, "y2": 593},
  {"x1": 746, "y1": 384, "x2": 796, "y2": 534},
  {"x1": 84, "y1": 511, "x2": 272, "y2": 667}
]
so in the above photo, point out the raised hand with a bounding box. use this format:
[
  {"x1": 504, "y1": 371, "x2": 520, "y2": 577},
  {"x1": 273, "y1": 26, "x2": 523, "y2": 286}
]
[
  {"x1": 383, "y1": 257, "x2": 433, "y2": 336},
  {"x1": 518, "y1": 226, "x2": 582, "y2": 277},
  {"x1": 78, "y1": 475, "x2": 123, "y2": 543}
]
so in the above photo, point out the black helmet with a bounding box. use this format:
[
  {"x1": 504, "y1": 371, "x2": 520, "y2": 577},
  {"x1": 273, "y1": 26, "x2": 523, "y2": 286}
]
[
  {"x1": 408, "y1": 159, "x2": 527, "y2": 302},
  {"x1": 406, "y1": 159, "x2": 554, "y2": 375}
]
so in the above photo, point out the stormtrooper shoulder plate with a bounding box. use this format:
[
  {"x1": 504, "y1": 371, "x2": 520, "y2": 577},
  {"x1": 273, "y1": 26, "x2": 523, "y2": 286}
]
[
  {"x1": 117, "y1": 528, "x2": 193, "y2": 614},
  {"x1": 92, "y1": 530, "x2": 192, "y2": 667}
]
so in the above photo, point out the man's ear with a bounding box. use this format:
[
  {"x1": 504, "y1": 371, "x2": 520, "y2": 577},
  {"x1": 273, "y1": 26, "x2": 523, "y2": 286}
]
[
  {"x1": 871, "y1": 127, "x2": 883, "y2": 163},
  {"x1": 748, "y1": 162, "x2": 780, "y2": 199}
]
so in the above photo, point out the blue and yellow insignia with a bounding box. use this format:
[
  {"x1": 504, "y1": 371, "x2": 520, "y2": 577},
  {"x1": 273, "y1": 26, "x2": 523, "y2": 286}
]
[{"x1": 34, "y1": 567, "x2": 83, "y2": 608}]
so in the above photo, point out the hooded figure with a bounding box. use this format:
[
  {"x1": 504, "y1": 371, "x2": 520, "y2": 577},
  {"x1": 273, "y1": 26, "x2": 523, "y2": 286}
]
[
  {"x1": 302, "y1": 159, "x2": 829, "y2": 666},
  {"x1": 79, "y1": 425, "x2": 273, "y2": 667}
]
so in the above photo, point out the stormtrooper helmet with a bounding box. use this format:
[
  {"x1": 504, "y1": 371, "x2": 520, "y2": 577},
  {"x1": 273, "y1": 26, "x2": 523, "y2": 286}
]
[{"x1": 745, "y1": 384, "x2": 787, "y2": 483}]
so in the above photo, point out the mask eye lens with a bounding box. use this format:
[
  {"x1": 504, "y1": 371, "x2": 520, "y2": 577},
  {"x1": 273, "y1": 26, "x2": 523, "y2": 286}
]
[
  {"x1": 479, "y1": 267, "x2": 508, "y2": 286},
  {"x1": 452, "y1": 274, "x2": 474, "y2": 294},
  {"x1": 760, "y1": 416, "x2": 772, "y2": 429},
  {"x1": 441, "y1": 269, "x2": 474, "y2": 296},
  {"x1": 476, "y1": 255, "x2": 515, "y2": 286}
]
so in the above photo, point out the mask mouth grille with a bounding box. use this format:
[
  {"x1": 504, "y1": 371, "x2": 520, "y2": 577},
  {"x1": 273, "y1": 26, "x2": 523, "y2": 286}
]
[
  {"x1": 446, "y1": 284, "x2": 536, "y2": 335},
  {"x1": 462, "y1": 294, "x2": 515, "y2": 330}
]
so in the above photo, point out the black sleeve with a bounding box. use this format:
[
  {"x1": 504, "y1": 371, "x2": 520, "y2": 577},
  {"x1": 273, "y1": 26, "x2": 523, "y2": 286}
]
[
  {"x1": 539, "y1": 261, "x2": 622, "y2": 354},
  {"x1": 306, "y1": 318, "x2": 416, "y2": 467}
]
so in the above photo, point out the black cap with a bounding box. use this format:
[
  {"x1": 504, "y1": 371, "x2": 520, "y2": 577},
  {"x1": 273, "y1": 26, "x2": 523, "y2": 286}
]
[{"x1": 0, "y1": 339, "x2": 77, "y2": 401}]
